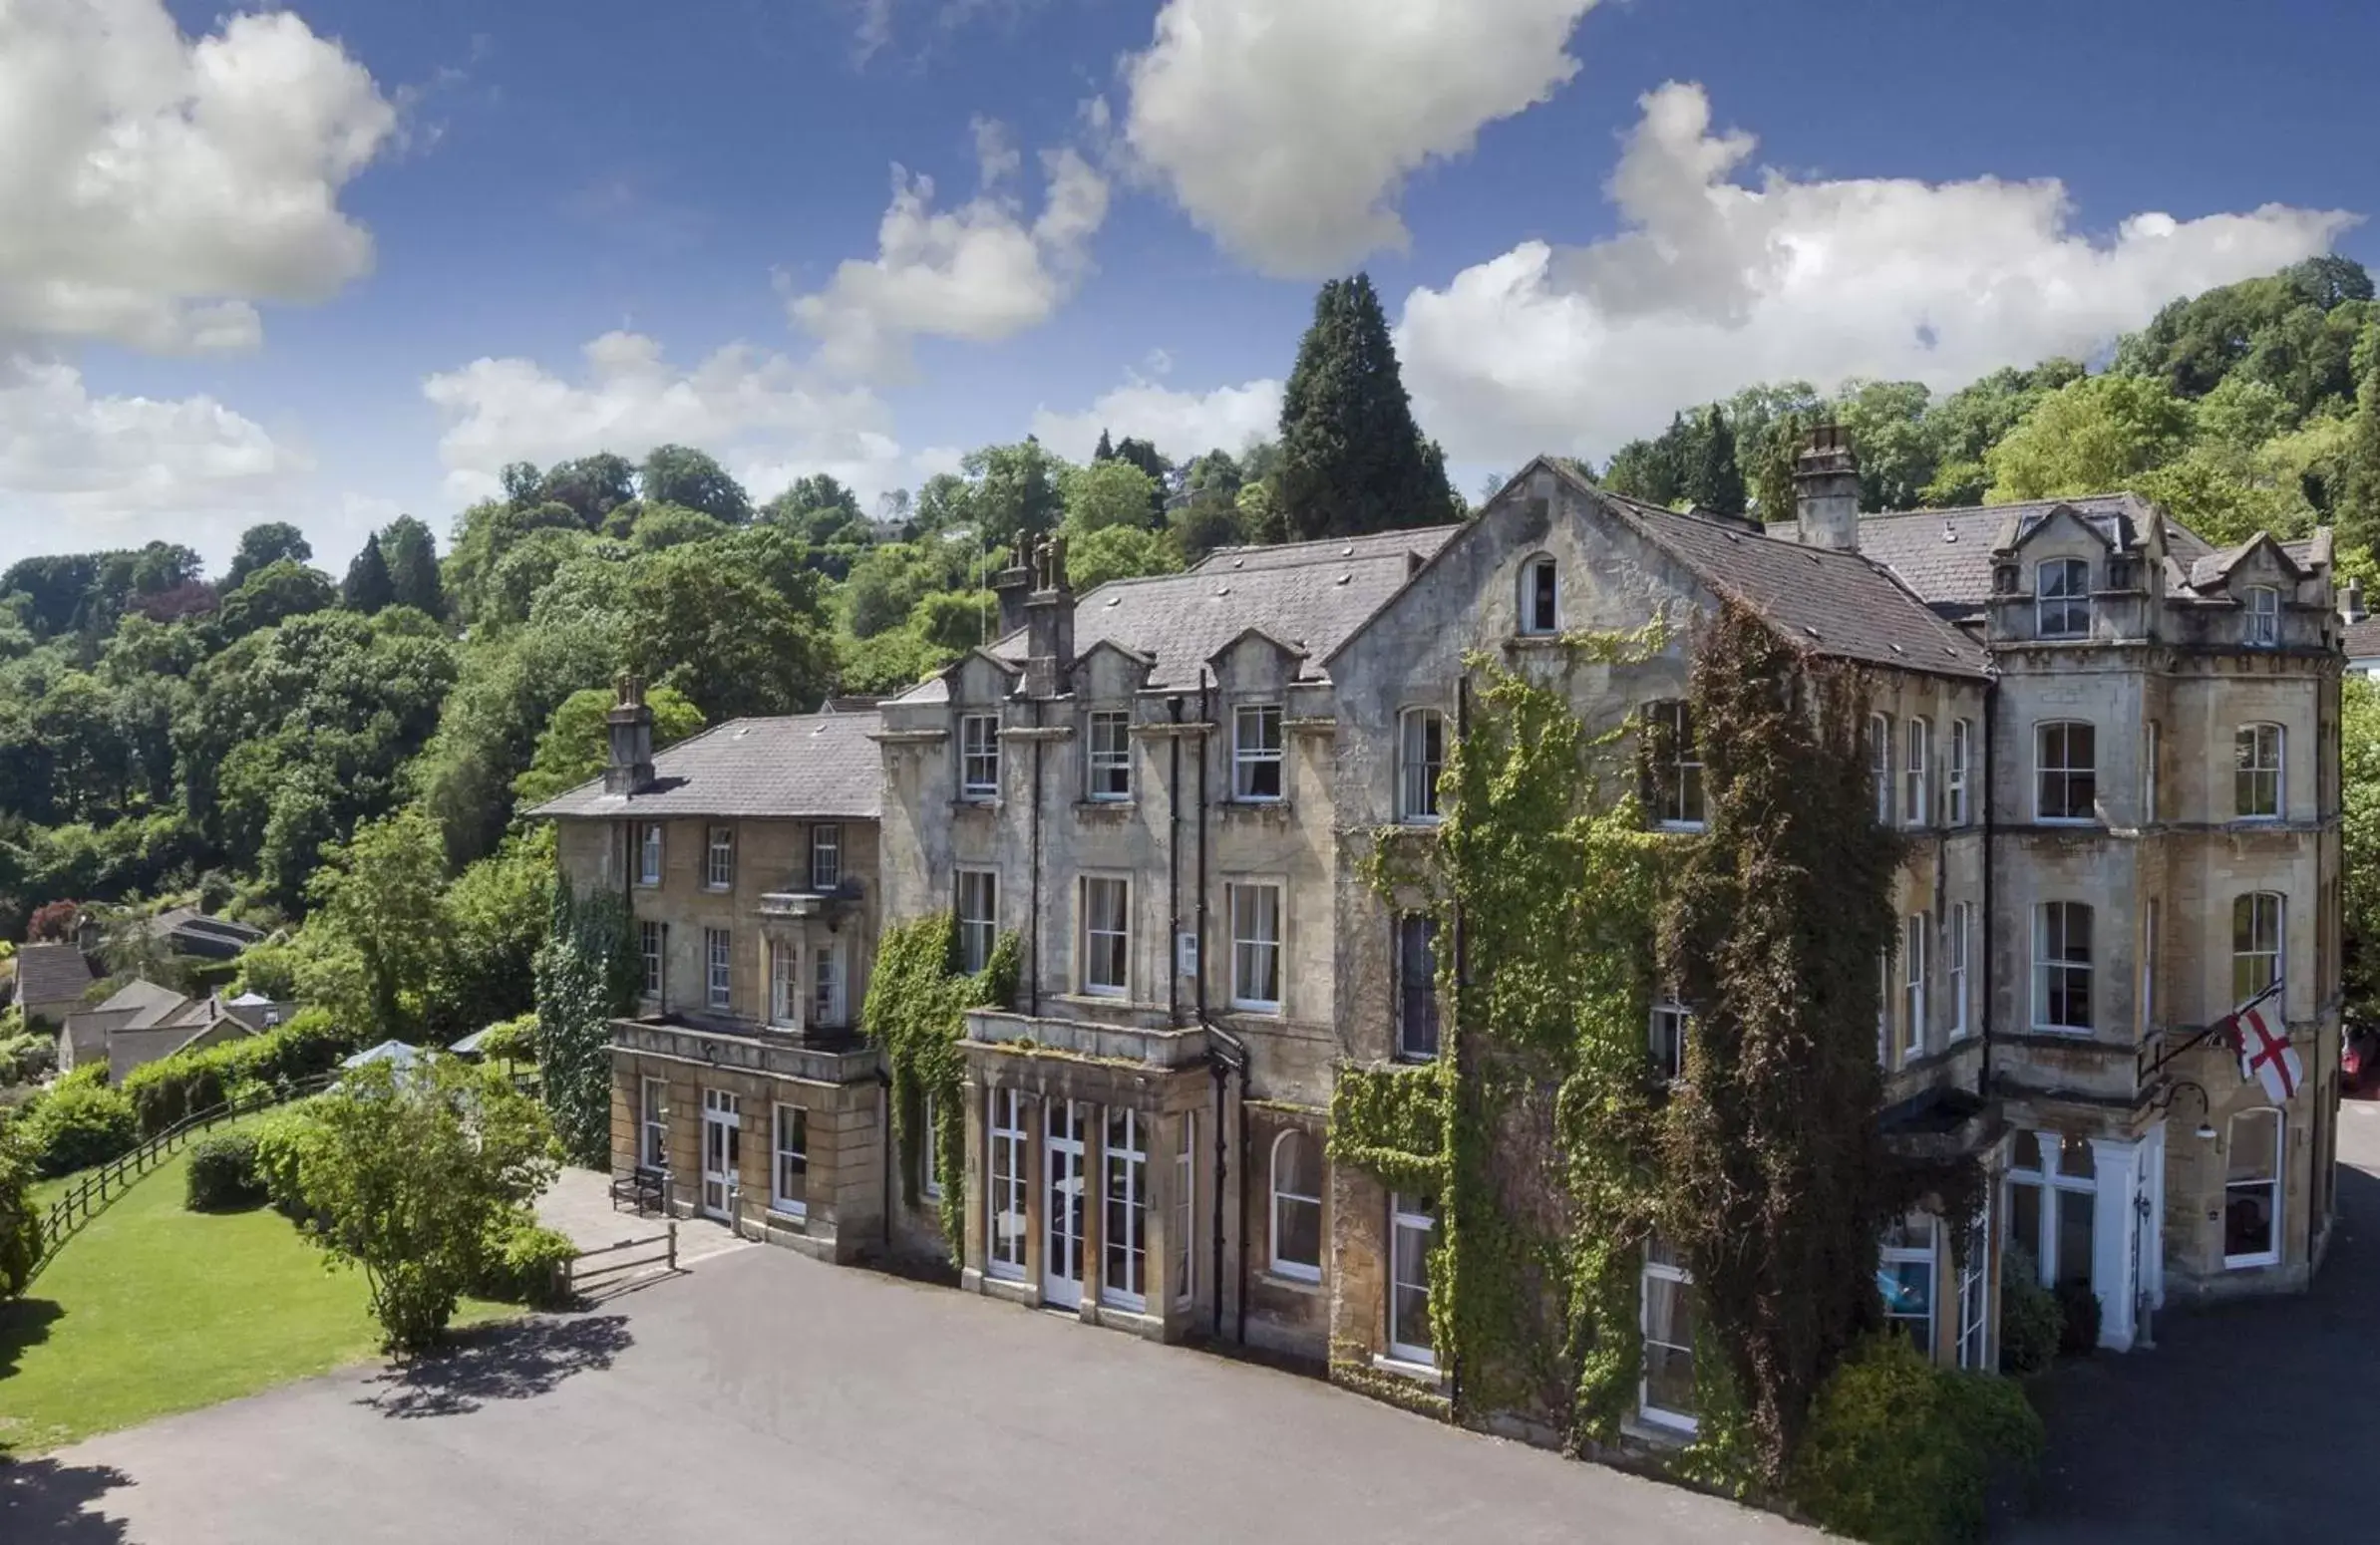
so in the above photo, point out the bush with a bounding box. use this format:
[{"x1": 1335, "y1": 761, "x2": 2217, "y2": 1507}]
[
  {"x1": 475, "y1": 1013, "x2": 538, "y2": 1064},
  {"x1": 185, "y1": 1131, "x2": 266, "y2": 1211},
  {"x1": 20, "y1": 1080, "x2": 139, "y2": 1178},
  {"x1": 475, "y1": 1214, "x2": 577, "y2": 1309},
  {"x1": 2053, "y1": 1277, "x2": 2102, "y2": 1358},
  {"x1": 252, "y1": 1104, "x2": 330, "y2": 1223},
  {"x1": 0, "y1": 1031, "x2": 57, "y2": 1086},
  {"x1": 0, "y1": 1110, "x2": 41, "y2": 1297},
  {"x1": 1791, "y1": 1334, "x2": 2046, "y2": 1544},
  {"x1": 122, "y1": 1008, "x2": 358, "y2": 1137},
  {"x1": 1998, "y1": 1248, "x2": 2063, "y2": 1376}
]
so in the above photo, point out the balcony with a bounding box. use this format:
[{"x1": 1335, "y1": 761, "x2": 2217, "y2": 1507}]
[
  {"x1": 611, "y1": 1010, "x2": 879, "y2": 1086},
  {"x1": 964, "y1": 1008, "x2": 1209, "y2": 1070},
  {"x1": 756, "y1": 877, "x2": 863, "y2": 921}
]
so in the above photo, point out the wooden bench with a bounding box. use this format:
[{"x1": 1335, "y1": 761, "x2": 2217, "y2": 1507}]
[{"x1": 609, "y1": 1165, "x2": 668, "y2": 1216}]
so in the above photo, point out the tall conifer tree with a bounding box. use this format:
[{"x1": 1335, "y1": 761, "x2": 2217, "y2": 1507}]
[
  {"x1": 342, "y1": 533, "x2": 396, "y2": 614},
  {"x1": 1275, "y1": 273, "x2": 1457, "y2": 540}
]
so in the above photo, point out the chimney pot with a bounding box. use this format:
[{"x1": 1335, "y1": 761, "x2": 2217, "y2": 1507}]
[
  {"x1": 1022, "y1": 531, "x2": 1075, "y2": 699},
  {"x1": 2343, "y1": 577, "x2": 2365, "y2": 625},
  {"x1": 604, "y1": 671, "x2": 656, "y2": 793},
  {"x1": 1793, "y1": 426, "x2": 1863, "y2": 552}
]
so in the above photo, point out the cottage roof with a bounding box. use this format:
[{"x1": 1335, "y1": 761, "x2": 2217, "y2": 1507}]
[
  {"x1": 529, "y1": 710, "x2": 884, "y2": 821},
  {"x1": 2343, "y1": 616, "x2": 2380, "y2": 664},
  {"x1": 94, "y1": 978, "x2": 195, "y2": 1030},
  {"x1": 15, "y1": 942, "x2": 98, "y2": 1010}
]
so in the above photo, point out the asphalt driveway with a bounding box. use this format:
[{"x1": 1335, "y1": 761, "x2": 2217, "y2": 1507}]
[{"x1": 8, "y1": 1230, "x2": 1813, "y2": 1545}]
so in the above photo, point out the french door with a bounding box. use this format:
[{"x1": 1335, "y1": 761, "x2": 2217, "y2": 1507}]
[
  {"x1": 702, "y1": 1088, "x2": 741, "y2": 1220},
  {"x1": 1044, "y1": 1099, "x2": 1088, "y2": 1307}
]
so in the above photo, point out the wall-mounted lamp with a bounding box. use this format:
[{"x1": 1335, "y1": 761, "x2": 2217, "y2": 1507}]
[{"x1": 2147, "y1": 1078, "x2": 2216, "y2": 1140}]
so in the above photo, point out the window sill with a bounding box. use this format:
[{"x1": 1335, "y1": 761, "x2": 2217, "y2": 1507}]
[
  {"x1": 1258, "y1": 1269, "x2": 1323, "y2": 1296},
  {"x1": 766, "y1": 1204, "x2": 809, "y2": 1226},
  {"x1": 1223, "y1": 796, "x2": 1288, "y2": 810},
  {"x1": 953, "y1": 795, "x2": 1002, "y2": 810},
  {"x1": 1370, "y1": 1353, "x2": 1443, "y2": 1387},
  {"x1": 1395, "y1": 815, "x2": 1445, "y2": 830},
  {"x1": 1623, "y1": 1412, "x2": 1698, "y2": 1446},
  {"x1": 702, "y1": 884, "x2": 733, "y2": 894},
  {"x1": 1078, "y1": 797, "x2": 1137, "y2": 810},
  {"x1": 1228, "y1": 1001, "x2": 1283, "y2": 1017},
  {"x1": 2029, "y1": 1025, "x2": 2095, "y2": 1037},
  {"x1": 1654, "y1": 820, "x2": 1705, "y2": 834},
  {"x1": 2224, "y1": 1251, "x2": 2280, "y2": 1271},
  {"x1": 1509, "y1": 632, "x2": 1564, "y2": 647}
]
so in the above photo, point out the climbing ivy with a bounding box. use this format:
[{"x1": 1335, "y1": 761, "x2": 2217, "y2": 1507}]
[
  {"x1": 864, "y1": 912, "x2": 1019, "y2": 1255},
  {"x1": 532, "y1": 884, "x2": 642, "y2": 1167}
]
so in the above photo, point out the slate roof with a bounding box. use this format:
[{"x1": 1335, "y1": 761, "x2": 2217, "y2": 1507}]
[
  {"x1": 14, "y1": 942, "x2": 97, "y2": 1012},
  {"x1": 1191, "y1": 525, "x2": 1460, "y2": 576},
  {"x1": 142, "y1": 907, "x2": 264, "y2": 959},
  {"x1": 529, "y1": 710, "x2": 884, "y2": 820},
  {"x1": 2344, "y1": 617, "x2": 2380, "y2": 664},
  {"x1": 93, "y1": 978, "x2": 195, "y2": 1030}
]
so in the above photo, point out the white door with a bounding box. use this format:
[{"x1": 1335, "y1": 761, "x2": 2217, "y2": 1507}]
[
  {"x1": 702, "y1": 1088, "x2": 741, "y2": 1220},
  {"x1": 1044, "y1": 1099, "x2": 1087, "y2": 1308}
]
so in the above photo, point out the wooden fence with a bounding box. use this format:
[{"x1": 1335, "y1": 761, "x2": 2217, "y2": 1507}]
[{"x1": 566, "y1": 1222, "x2": 678, "y2": 1298}]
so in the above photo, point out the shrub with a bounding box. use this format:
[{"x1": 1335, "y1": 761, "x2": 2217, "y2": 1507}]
[
  {"x1": 475, "y1": 1214, "x2": 577, "y2": 1309},
  {"x1": 185, "y1": 1131, "x2": 266, "y2": 1211},
  {"x1": 21, "y1": 1080, "x2": 139, "y2": 1178},
  {"x1": 0, "y1": 1110, "x2": 41, "y2": 1297},
  {"x1": 0, "y1": 1031, "x2": 57, "y2": 1086},
  {"x1": 2053, "y1": 1277, "x2": 2102, "y2": 1358},
  {"x1": 1998, "y1": 1248, "x2": 2063, "y2": 1376},
  {"x1": 475, "y1": 1013, "x2": 538, "y2": 1064},
  {"x1": 1790, "y1": 1334, "x2": 2045, "y2": 1544},
  {"x1": 253, "y1": 1104, "x2": 330, "y2": 1223},
  {"x1": 121, "y1": 1008, "x2": 358, "y2": 1137}
]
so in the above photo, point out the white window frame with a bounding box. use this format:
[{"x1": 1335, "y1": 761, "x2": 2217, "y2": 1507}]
[
  {"x1": 2004, "y1": 1130, "x2": 2099, "y2": 1291},
  {"x1": 2036, "y1": 556, "x2": 2090, "y2": 638},
  {"x1": 919, "y1": 1089, "x2": 942, "y2": 1200},
  {"x1": 1396, "y1": 914, "x2": 1441, "y2": 1063},
  {"x1": 771, "y1": 1103, "x2": 808, "y2": 1219},
  {"x1": 813, "y1": 940, "x2": 847, "y2": 1029},
  {"x1": 1902, "y1": 912, "x2": 1928, "y2": 1059},
  {"x1": 1086, "y1": 709, "x2": 1132, "y2": 801},
  {"x1": 637, "y1": 822, "x2": 663, "y2": 887},
  {"x1": 1520, "y1": 554, "x2": 1559, "y2": 636},
  {"x1": 956, "y1": 870, "x2": 998, "y2": 978},
  {"x1": 1102, "y1": 1107, "x2": 1150, "y2": 1312},
  {"x1": 1877, "y1": 949, "x2": 1893, "y2": 1064},
  {"x1": 1649, "y1": 700, "x2": 1704, "y2": 830},
  {"x1": 1650, "y1": 998, "x2": 1688, "y2": 1083},
  {"x1": 2244, "y1": 584, "x2": 2279, "y2": 648},
  {"x1": 1955, "y1": 1202, "x2": 1990, "y2": 1370},
  {"x1": 2232, "y1": 892, "x2": 2284, "y2": 1005},
  {"x1": 1948, "y1": 902, "x2": 1970, "y2": 1041},
  {"x1": 1947, "y1": 718, "x2": 1971, "y2": 826},
  {"x1": 960, "y1": 713, "x2": 1000, "y2": 799},
  {"x1": 1397, "y1": 707, "x2": 1446, "y2": 824},
  {"x1": 705, "y1": 926, "x2": 733, "y2": 1012},
  {"x1": 2223, "y1": 1107, "x2": 2283, "y2": 1269},
  {"x1": 1903, "y1": 717, "x2": 1931, "y2": 829},
  {"x1": 810, "y1": 823, "x2": 843, "y2": 890},
  {"x1": 1267, "y1": 1129, "x2": 1322, "y2": 1283},
  {"x1": 1387, "y1": 1193, "x2": 1437, "y2": 1368},
  {"x1": 2235, "y1": 723, "x2": 2283, "y2": 820},
  {"x1": 639, "y1": 919, "x2": 665, "y2": 1001},
  {"x1": 1880, "y1": 1212, "x2": 1938, "y2": 1361},
  {"x1": 1081, "y1": 875, "x2": 1130, "y2": 998},
  {"x1": 1638, "y1": 1239, "x2": 1697, "y2": 1434},
  {"x1": 987, "y1": 1088, "x2": 1028, "y2": 1280},
  {"x1": 2032, "y1": 903, "x2": 2093, "y2": 1034},
  {"x1": 769, "y1": 939, "x2": 799, "y2": 1028},
  {"x1": 639, "y1": 1076, "x2": 668, "y2": 1170},
  {"x1": 1869, "y1": 714, "x2": 1893, "y2": 824},
  {"x1": 1173, "y1": 1113, "x2": 1195, "y2": 1309},
  {"x1": 1227, "y1": 881, "x2": 1283, "y2": 1013},
  {"x1": 704, "y1": 824, "x2": 735, "y2": 890},
  {"x1": 2034, "y1": 721, "x2": 2097, "y2": 823},
  {"x1": 1232, "y1": 703, "x2": 1284, "y2": 801}
]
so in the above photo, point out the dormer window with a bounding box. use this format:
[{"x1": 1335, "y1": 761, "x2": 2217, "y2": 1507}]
[
  {"x1": 2244, "y1": 585, "x2": 2279, "y2": 648},
  {"x1": 2035, "y1": 558, "x2": 2090, "y2": 639},
  {"x1": 1520, "y1": 555, "x2": 1558, "y2": 636}
]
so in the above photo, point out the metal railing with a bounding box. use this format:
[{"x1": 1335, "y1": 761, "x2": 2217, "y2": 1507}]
[{"x1": 31, "y1": 1073, "x2": 336, "y2": 1281}]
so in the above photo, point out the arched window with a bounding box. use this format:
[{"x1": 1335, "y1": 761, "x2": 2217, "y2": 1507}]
[
  {"x1": 2035, "y1": 721, "x2": 2097, "y2": 822},
  {"x1": 2234, "y1": 724, "x2": 2283, "y2": 819},
  {"x1": 2033, "y1": 902, "x2": 2093, "y2": 1032},
  {"x1": 2035, "y1": 557, "x2": 2091, "y2": 638},
  {"x1": 1397, "y1": 707, "x2": 1446, "y2": 823},
  {"x1": 1268, "y1": 1129, "x2": 1322, "y2": 1282},
  {"x1": 1519, "y1": 555, "x2": 1559, "y2": 635},
  {"x1": 2231, "y1": 892, "x2": 2284, "y2": 1004},
  {"x1": 2243, "y1": 585, "x2": 2279, "y2": 648},
  {"x1": 1645, "y1": 700, "x2": 1703, "y2": 828},
  {"x1": 2223, "y1": 1108, "x2": 2282, "y2": 1268}
]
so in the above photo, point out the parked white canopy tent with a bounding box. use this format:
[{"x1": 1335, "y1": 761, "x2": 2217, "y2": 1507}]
[{"x1": 340, "y1": 1040, "x2": 423, "y2": 1072}]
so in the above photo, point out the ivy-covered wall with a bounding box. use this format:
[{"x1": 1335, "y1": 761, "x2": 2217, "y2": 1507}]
[{"x1": 533, "y1": 882, "x2": 642, "y2": 1167}]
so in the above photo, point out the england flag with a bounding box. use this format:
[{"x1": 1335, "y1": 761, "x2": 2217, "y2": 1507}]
[{"x1": 2230, "y1": 981, "x2": 2301, "y2": 1103}]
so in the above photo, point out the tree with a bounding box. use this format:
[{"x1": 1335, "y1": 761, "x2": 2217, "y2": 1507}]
[
  {"x1": 379, "y1": 516, "x2": 445, "y2": 618},
  {"x1": 281, "y1": 1056, "x2": 557, "y2": 1353},
  {"x1": 342, "y1": 534, "x2": 396, "y2": 614},
  {"x1": 1686, "y1": 407, "x2": 1747, "y2": 517},
  {"x1": 0, "y1": 1110, "x2": 39, "y2": 1298},
  {"x1": 1602, "y1": 423, "x2": 1686, "y2": 507},
  {"x1": 638, "y1": 444, "x2": 751, "y2": 523},
  {"x1": 1112, "y1": 437, "x2": 1173, "y2": 517},
  {"x1": 1829, "y1": 380, "x2": 1935, "y2": 511},
  {"x1": 1274, "y1": 273, "x2": 1457, "y2": 539},
  {"x1": 2340, "y1": 326, "x2": 2380, "y2": 573},
  {"x1": 1066, "y1": 525, "x2": 1179, "y2": 590},
  {"x1": 961, "y1": 441, "x2": 1068, "y2": 549},
  {"x1": 1093, "y1": 428, "x2": 1116, "y2": 463},
  {"x1": 215, "y1": 558, "x2": 338, "y2": 640},
  {"x1": 510, "y1": 684, "x2": 704, "y2": 813},
  {"x1": 532, "y1": 453, "x2": 638, "y2": 526},
  {"x1": 2341, "y1": 678, "x2": 2380, "y2": 1008},
  {"x1": 223, "y1": 522, "x2": 312, "y2": 590},
  {"x1": 432, "y1": 828, "x2": 557, "y2": 1042},
  {"x1": 1063, "y1": 460, "x2": 1161, "y2": 533},
  {"x1": 299, "y1": 807, "x2": 454, "y2": 1045},
  {"x1": 621, "y1": 544, "x2": 834, "y2": 720},
  {"x1": 762, "y1": 474, "x2": 871, "y2": 547},
  {"x1": 1985, "y1": 374, "x2": 2195, "y2": 503}
]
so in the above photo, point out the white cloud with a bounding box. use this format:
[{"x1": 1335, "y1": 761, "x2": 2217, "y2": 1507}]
[
  {"x1": 0, "y1": 0, "x2": 396, "y2": 354},
  {"x1": 1030, "y1": 372, "x2": 1282, "y2": 464},
  {"x1": 786, "y1": 139, "x2": 1110, "y2": 380},
  {"x1": 1122, "y1": 0, "x2": 1599, "y2": 277},
  {"x1": 1397, "y1": 82, "x2": 2360, "y2": 468},
  {"x1": 421, "y1": 330, "x2": 925, "y2": 510}
]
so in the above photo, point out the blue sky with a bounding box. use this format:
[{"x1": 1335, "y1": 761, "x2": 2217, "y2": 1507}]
[{"x1": 5, "y1": 0, "x2": 2374, "y2": 575}]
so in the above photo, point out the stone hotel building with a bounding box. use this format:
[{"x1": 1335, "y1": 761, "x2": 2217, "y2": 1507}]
[{"x1": 538, "y1": 430, "x2": 2343, "y2": 1443}]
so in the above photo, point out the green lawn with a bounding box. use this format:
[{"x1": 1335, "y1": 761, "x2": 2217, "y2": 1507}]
[{"x1": 0, "y1": 1132, "x2": 514, "y2": 1455}]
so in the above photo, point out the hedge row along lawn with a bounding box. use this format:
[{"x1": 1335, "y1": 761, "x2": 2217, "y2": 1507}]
[{"x1": 0, "y1": 1116, "x2": 514, "y2": 1455}]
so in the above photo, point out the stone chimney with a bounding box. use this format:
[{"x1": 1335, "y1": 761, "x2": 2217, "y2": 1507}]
[
  {"x1": 990, "y1": 533, "x2": 1033, "y2": 640},
  {"x1": 1793, "y1": 424, "x2": 1863, "y2": 552},
  {"x1": 1022, "y1": 531, "x2": 1075, "y2": 699},
  {"x1": 604, "y1": 672, "x2": 656, "y2": 794},
  {"x1": 2342, "y1": 577, "x2": 2366, "y2": 625}
]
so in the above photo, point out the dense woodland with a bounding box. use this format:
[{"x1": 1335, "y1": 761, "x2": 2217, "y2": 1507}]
[{"x1": 1, "y1": 258, "x2": 2378, "y2": 1053}]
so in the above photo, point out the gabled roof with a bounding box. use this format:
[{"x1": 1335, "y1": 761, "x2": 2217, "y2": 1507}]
[
  {"x1": 2343, "y1": 616, "x2": 2380, "y2": 664},
  {"x1": 94, "y1": 978, "x2": 193, "y2": 1029},
  {"x1": 1192, "y1": 525, "x2": 1460, "y2": 576},
  {"x1": 2189, "y1": 532, "x2": 2305, "y2": 591},
  {"x1": 530, "y1": 710, "x2": 884, "y2": 821},
  {"x1": 14, "y1": 942, "x2": 98, "y2": 1009}
]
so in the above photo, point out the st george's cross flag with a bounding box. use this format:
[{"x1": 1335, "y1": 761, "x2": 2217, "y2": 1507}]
[{"x1": 2228, "y1": 980, "x2": 2302, "y2": 1103}]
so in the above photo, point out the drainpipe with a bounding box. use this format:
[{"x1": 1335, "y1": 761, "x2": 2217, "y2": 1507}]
[
  {"x1": 1196, "y1": 668, "x2": 1231, "y2": 1339},
  {"x1": 1981, "y1": 680, "x2": 1997, "y2": 1099},
  {"x1": 876, "y1": 1066, "x2": 893, "y2": 1252},
  {"x1": 1029, "y1": 698, "x2": 1045, "y2": 1017},
  {"x1": 1169, "y1": 695, "x2": 1185, "y2": 1028}
]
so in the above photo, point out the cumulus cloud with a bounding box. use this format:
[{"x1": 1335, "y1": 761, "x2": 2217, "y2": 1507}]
[
  {"x1": 1030, "y1": 372, "x2": 1282, "y2": 464},
  {"x1": 0, "y1": 0, "x2": 397, "y2": 354},
  {"x1": 1397, "y1": 83, "x2": 2358, "y2": 467},
  {"x1": 421, "y1": 330, "x2": 924, "y2": 509},
  {"x1": 785, "y1": 132, "x2": 1110, "y2": 380},
  {"x1": 1122, "y1": 0, "x2": 1599, "y2": 277}
]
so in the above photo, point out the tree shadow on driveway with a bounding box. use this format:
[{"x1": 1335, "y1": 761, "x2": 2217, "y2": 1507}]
[
  {"x1": 356, "y1": 1313, "x2": 632, "y2": 1420},
  {"x1": 0, "y1": 1456, "x2": 135, "y2": 1543}
]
